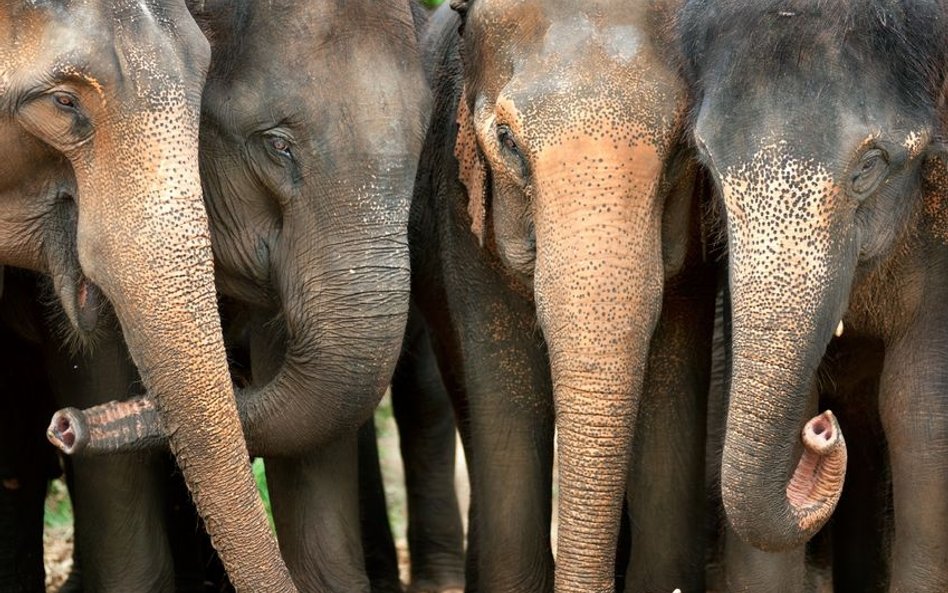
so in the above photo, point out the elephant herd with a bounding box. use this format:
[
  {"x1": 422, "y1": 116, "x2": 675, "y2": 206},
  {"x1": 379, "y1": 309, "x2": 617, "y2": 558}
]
[{"x1": 2, "y1": 0, "x2": 947, "y2": 592}]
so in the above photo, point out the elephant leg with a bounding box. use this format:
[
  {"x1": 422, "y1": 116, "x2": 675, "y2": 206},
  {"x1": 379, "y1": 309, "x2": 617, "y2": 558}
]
[
  {"x1": 266, "y1": 435, "x2": 370, "y2": 593},
  {"x1": 391, "y1": 308, "x2": 464, "y2": 593},
  {"x1": 43, "y1": 330, "x2": 175, "y2": 593},
  {"x1": 358, "y1": 418, "x2": 402, "y2": 593},
  {"x1": 0, "y1": 470, "x2": 46, "y2": 593},
  {"x1": 67, "y1": 454, "x2": 175, "y2": 592},
  {"x1": 623, "y1": 287, "x2": 714, "y2": 593},
  {"x1": 723, "y1": 527, "x2": 806, "y2": 593},
  {"x1": 879, "y1": 321, "x2": 948, "y2": 593},
  {"x1": 427, "y1": 300, "x2": 554, "y2": 593}
]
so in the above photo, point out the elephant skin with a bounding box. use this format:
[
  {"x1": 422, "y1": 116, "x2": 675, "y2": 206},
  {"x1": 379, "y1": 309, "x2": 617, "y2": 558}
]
[
  {"x1": 47, "y1": 1, "x2": 431, "y2": 591},
  {"x1": 0, "y1": 4, "x2": 291, "y2": 591},
  {"x1": 680, "y1": 1, "x2": 948, "y2": 590},
  {"x1": 408, "y1": 1, "x2": 718, "y2": 592}
]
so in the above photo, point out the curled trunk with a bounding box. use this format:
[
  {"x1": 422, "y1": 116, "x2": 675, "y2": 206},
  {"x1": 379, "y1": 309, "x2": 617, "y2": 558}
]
[
  {"x1": 721, "y1": 327, "x2": 849, "y2": 551},
  {"x1": 51, "y1": 163, "x2": 414, "y2": 459},
  {"x1": 721, "y1": 226, "x2": 855, "y2": 550},
  {"x1": 71, "y1": 142, "x2": 296, "y2": 589}
]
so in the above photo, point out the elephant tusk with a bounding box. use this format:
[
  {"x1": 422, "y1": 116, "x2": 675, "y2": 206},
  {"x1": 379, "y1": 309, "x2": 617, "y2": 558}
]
[{"x1": 835, "y1": 320, "x2": 844, "y2": 337}]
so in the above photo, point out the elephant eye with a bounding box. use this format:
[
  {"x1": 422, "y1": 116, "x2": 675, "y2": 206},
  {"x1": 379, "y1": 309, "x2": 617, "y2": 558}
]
[
  {"x1": 497, "y1": 125, "x2": 520, "y2": 155},
  {"x1": 267, "y1": 135, "x2": 291, "y2": 156},
  {"x1": 51, "y1": 92, "x2": 78, "y2": 111},
  {"x1": 851, "y1": 148, "x2": 889, "y2": 197}
]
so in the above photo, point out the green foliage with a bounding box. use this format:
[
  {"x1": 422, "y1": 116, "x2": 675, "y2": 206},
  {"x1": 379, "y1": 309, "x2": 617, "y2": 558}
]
[
  {"x1": 44, "y1": 479, "x2": 73, "y2": 529},
  {"x1": 253, "y1": 458, "x2": 275, "y2": 531},
  {"x1": 421, "y1": 0, "x2": 445, "y2": 7}
]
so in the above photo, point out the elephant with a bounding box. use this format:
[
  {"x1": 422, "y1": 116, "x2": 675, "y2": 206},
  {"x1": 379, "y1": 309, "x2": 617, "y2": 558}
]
[
  {"x1": 358, "y1": 304, "x2": 466, "y2": 593},
  {"x1": 403, "y1": 1, "x2": 717, "y2": 591},
  {"x1": 679, "y1": 0, "x2": 948, "y2": 590},
  {"x1": 45, "y1": 0, "x2": 431, "y2": 590},
  {"x1": 0, "y1": 3, "x2": 293, "y2": 591}
]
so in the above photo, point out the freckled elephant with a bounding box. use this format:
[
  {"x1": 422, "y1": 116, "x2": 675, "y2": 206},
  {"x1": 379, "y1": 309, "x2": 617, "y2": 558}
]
[
  {"x1": 408, "y1": 1, "x2": 717, "y2": 591},
  {"x1": 680, "y1": 1, "x2": 948, "y2": 591},
  {"x1": 48, "y1": 0, "x2": 430, "y2": 590},
  {"x1": 0, "y1": 3, "x2": 291, "y2": 591}
]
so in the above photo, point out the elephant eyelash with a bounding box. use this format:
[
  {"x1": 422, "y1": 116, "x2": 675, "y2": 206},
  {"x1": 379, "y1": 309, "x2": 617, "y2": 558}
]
[{"x1": 495, "y1": 124, "x2": 530, "y2": 180}]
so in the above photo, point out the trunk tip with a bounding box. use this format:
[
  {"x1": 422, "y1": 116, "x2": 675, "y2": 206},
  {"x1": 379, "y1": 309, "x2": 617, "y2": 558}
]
[
  {"x1": 802, "y1": 409, "x2": 842, "y2": 455},
  {"x1": 47, "y1": 408, "x2": 86, "y2": 455}
]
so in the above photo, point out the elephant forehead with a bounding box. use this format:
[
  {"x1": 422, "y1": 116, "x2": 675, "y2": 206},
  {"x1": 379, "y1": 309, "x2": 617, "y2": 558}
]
[
  {"x1": 499, "y1": 57, "x2": 683, "y2": 157},
  {"x1": 721, "y1": 140, "x2": 839, "y2": 226}
]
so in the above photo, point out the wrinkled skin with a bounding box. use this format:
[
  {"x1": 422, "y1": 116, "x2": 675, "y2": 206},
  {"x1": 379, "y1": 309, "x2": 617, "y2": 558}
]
[
  {"x1": 359, "y1": 305, "x2": 466, "y2": 593},
  {"x1": 681, "y1": 0, "x2": 948, "y2": 590},
  {"x1": 0, "y1": 3, "x2": 292, "y2": 591},
  {"x1": 412, "y1": 1, "x2": 716, "y2": 591},
  {"x1": 47, "y1": 0, "x2": 430, "y2": 590}
]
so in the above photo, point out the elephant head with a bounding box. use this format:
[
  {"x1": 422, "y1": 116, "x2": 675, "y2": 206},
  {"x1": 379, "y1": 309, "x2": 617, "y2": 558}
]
[
  {"x1": 680, "y1": 0, "x2": 948, "y2": 551},
  {"x1": 46, "y1": 0, "x2": 429, "y2": 460},
  {"x1": 453, "y1": 0, "x2": 698, "y2": 589},
  {"x1": 1, "y1": 3, "x2": 294, "y2": 590},
  {"x1": 193, "y1": 0, "x2": 428, "y2": 456}
]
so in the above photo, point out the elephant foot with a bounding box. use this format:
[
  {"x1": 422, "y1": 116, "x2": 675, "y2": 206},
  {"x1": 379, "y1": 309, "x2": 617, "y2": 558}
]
[{"x1": 407, "y1": 577, "x2": 464, "y2": 593}]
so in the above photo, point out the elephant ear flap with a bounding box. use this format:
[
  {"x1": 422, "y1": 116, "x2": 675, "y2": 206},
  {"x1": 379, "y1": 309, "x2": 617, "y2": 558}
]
[
  {"x1": 923, "y1": 148, "x2": 948, "y2": 244},
  {"x1": 454, "y1": 88, "x2": 488, "y2": 246}
]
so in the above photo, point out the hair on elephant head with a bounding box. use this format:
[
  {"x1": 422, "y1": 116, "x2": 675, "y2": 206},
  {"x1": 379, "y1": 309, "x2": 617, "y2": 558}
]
[
  {"x1": 449, "y1": 0, "x2": 705, "y2": 590},
  {"x1": 0, "y1": 2, "x2": 295, "y2": 590},
  {"x1": 679, "y1": 0, "x2": 948, "y2": 552}
]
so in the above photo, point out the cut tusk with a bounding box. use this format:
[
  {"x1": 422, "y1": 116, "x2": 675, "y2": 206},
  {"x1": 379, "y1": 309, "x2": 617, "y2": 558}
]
[{"x1": 835, "y1": 320, "x2": 844, "y2": 337}]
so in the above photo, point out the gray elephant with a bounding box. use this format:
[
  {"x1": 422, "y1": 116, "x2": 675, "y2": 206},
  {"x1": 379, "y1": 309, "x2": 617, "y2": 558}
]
[
  {"x1": 47, "y1": 1, "x2": 431, "y2": 591},
  {"x1": 680, "y1": 0, "x2": 948, "y2": 591},
  {"x1": 405, "y1": 1, "x2": 718, "y2": 591},
  {"x1": 0, "y1": 3, "x2": 292, "y2": 591}
]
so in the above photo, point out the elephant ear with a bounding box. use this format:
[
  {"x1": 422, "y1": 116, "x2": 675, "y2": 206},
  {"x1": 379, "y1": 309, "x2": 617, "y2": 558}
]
[
  {"x1": 454, "y1": 87, "x2": 488, "y2": 246},
  {"x1": 922, "y1": 148, "x2": 948, "y2": 244}
]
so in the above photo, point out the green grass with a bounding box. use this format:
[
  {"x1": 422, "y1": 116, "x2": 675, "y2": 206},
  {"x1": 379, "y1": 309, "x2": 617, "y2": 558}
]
[{"x1": 253, "y1": 458, "x2": 275, "y2": 531}]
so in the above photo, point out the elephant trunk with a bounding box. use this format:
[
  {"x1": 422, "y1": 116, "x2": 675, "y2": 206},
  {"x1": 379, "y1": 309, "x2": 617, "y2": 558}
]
[
  {"x1": 68, "y1": 114, "x2": 295, "y2": 590},
  {"x1": 533, "y1": 152, "x2": 664, "y2": 593},
  {"x1": 721, "y1": 180, "x2": 854, "y2": 551},
  {"x1": 50, "y1": 161, "x2": 413, "y2": 459},
  {"x1": 721, "y1": 320, "x2": 848, "y2": 551},
  {"x1": 239, "y1": 199, "x2": 411, "y2": 456}
]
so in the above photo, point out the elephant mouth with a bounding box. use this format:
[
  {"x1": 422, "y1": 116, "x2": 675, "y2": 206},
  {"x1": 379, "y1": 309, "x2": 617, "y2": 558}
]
[
  {"x1": 48, "y1": 188, "x2": 104, "y2": 335},
  {"x1": 58, "y1": 273, "x2": 103, "y2": 335}
]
